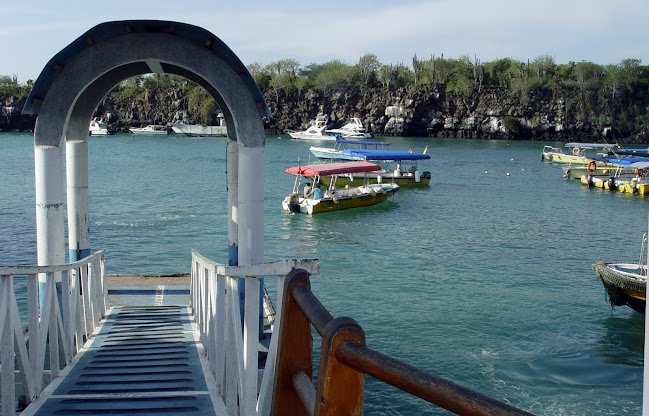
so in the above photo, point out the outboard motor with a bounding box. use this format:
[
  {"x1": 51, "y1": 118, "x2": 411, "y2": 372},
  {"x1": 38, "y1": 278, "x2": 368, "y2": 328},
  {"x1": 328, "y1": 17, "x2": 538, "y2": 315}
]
[
  {"x1": 287, "y1": 192, "x2": 301, "y2": 213},
  {"x1": 607, "y1": 177, "x2": 615, "y2": 191},
  {"x1": 585, "y1": 175, "x2": 594, "y2": 187}
]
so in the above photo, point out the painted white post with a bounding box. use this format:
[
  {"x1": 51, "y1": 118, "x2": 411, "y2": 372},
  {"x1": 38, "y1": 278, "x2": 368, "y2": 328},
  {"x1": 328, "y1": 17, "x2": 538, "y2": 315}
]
[
  {"x1": 66, "y1": 139, "x2": 90, "y2": 262},
  {"x1": 237, "y1": 144, "x2": 264, "y2": 416},
  {"x1": 227, "y1": 137, "x2": 239, "y2": 266},
  {"x1": 34, "y1": 145, "x2": 65, "y2": 308}
]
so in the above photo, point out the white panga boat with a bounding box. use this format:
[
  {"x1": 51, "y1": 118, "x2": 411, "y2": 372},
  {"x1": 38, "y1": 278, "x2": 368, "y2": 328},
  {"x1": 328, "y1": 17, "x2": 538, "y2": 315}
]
[
  {"x1": 129, "y1": 124, "x2": 170, "y2": 135},
  {"x1": 89, "y1": 117, "x2": 114, "y2": 135},
  {"x1": 542, "y1": 143, "x2": 614, "y2": 164},
  {"x1": 317, "y1": 148, "x2": 432, "y2": 187},
  {"x1": 281, "y1": 161, "x2": 400, "y2": 214},
  {"x1": 325, "y1": 118, "x2": 373, "y2": 139},
  {"x1": 579, "y1": 161, "x2": 649, "y2": 194},
  {"x1": 287, "y1": 115, "x2": 339, "y2": 141},
  {"x1": 170, "y1": 122, "x2": 227, "y2": 137},
  {"x1": 593, "y1": 218, "x2": 648, "y2": 314},
  {"x1": 310, "y1": 139, "x2": 391, "y2": 161}
]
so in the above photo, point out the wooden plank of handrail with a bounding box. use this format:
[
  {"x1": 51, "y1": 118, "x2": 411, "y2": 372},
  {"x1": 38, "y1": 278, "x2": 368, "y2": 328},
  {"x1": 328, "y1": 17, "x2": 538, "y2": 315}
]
[
  {"x1": 314, "y1": 317, "x2": 365, "y2": 416},
  {"x1": 271, "y1": 269, "x2": 313, "y2": 416},
  {"x1": 336, "y1": 342, "x2": 535, "y2": 416},
  {"x1": 292, "y1": 284, "x2": 333, "y2": 336}
]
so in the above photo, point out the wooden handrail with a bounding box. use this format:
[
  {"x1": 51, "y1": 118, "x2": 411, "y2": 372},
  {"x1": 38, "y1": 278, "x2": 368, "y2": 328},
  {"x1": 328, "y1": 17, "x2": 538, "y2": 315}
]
[
  {"x1": 336, "y1": 341, "x2": 534, "y2": 416},
  {"x1": 271, "y1": 269, "x2": 536, "y2": 416}
]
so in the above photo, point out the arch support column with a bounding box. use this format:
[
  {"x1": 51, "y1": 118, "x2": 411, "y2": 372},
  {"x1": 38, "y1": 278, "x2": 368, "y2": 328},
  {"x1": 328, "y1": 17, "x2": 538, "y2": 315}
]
[
  {"x1": 34, "y1": 144, "x2": 65, "y2": 306},
  {"x1": 238, "y1": 143, "x2": 265, "y2": 416},
  {"x1": 66, "y1": 139, "x2": 90, "y2": 261}
]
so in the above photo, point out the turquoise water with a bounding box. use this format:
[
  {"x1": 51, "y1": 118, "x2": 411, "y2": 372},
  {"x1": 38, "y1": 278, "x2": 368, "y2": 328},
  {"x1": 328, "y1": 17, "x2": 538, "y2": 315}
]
[{"x1": 1, "y1": 132, "x2": 646, "y2": 415}]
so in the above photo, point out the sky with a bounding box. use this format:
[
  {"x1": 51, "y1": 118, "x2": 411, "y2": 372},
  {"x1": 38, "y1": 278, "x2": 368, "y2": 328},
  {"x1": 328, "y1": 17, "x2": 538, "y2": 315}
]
[{"x1": 2, "y1": 0, "x2": 649, "y2": 83}]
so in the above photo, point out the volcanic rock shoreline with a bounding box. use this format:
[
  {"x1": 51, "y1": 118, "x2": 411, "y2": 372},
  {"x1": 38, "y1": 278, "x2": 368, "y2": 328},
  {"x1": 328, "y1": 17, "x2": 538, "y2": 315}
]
[{"x1": 3, "y1": 83, "x2": 648, "y2": 143}]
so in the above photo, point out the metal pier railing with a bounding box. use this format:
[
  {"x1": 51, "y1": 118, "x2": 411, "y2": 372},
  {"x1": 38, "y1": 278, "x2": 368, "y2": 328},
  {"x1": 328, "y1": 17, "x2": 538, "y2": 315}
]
[
  {"x1": 2, "y1": 251, "x2": 535, "y2": 416},
  {"x1": 0, "y1": 251, "x2": 106, "y2": 416}
]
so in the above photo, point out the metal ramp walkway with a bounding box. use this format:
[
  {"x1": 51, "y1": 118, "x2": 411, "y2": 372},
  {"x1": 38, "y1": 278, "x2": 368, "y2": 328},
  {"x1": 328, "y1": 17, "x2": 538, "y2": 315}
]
[{"x1": 27, "y1": 305, "x2": 217, "y2": 416}]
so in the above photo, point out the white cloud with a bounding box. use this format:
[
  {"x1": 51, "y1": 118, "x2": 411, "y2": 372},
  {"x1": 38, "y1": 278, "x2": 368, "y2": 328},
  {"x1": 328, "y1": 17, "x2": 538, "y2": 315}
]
[{"x1": 1, "y1": 0, "x2": 647, "y2": 81}]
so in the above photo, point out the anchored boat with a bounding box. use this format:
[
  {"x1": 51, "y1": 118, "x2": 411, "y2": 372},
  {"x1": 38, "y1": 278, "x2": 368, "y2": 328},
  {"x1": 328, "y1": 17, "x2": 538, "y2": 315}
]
[
  {"x1": 593, "y1": 220, "x2": 648, "y2": 314},
  {"x1": 579, "y1": 161, "x2": 649, "y2": 194},
  {"x1": 324, "y1": 117, "x2": 373, "y2": 139},
  {"x1": 89, "y1": 117, "x2": 114, "y2": 135},
  {"x1": 282, "y1": 161, "x2": 400, "y2": 214},
  {"x1": 287, "y1": 115, "x2": 339, "y2": 140},
  {"x1": 129, "y1": 124, "x2": 170, "y2": 135},
  {"x1": 170, "y1": 122, "x2": 227, "y2": 137},
  {"x1": 310, "y1": 138, "x2": 391, "y2": 161},
  {"x1": 318, "y1": 148, "x2": 432, "y2": 187}
]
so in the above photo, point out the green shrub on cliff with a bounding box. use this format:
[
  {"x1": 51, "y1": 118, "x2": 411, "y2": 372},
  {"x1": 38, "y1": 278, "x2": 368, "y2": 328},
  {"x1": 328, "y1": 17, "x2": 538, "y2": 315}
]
[{"x1": 503, "y1": 116, "x2": 521, "y2": 134}]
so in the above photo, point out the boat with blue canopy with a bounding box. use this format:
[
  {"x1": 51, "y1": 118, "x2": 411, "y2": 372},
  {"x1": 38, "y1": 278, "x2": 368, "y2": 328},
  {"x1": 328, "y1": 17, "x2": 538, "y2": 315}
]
[
  {"x1": 310, "y1": 139, "x2": 391, "y2": 161},
  {"x1": 344, "y1": 148, "x2": 431, "y2": 161},
  {"x1": 318, "y1": 147, "x2": 432, "y2": 187}
]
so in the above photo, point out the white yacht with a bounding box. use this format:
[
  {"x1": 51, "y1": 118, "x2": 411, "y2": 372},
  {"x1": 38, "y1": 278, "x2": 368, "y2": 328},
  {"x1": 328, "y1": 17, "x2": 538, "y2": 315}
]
[
  {"x1": 326, "y1": 118, "x2": 372, "y2": 139},
  {"x1": 88, "y1": 118, "x2": 114, "y2": 135},
  {"x1": 287, "y1": 115, "x2": 338, "y2": 141}
]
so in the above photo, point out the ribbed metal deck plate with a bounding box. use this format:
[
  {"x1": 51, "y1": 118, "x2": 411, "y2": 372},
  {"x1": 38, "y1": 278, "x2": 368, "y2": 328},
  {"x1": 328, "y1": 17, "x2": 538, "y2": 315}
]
[{"x1": 31, "y1": 305, "x2": 217, "y2": 416}]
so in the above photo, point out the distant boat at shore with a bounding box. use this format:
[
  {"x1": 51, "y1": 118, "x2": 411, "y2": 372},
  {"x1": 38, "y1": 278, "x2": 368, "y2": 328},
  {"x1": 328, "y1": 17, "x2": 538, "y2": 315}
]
[
  {"x1": 170, "y1": 122, "x2": 227, "y2": 137},
  {"x1": 287, "y1": 114, "x2": 338, "y2": 141},
  {"x1": 89, "y1": 118, "x2": 114, "y2": 136},
  {"x1": 129, "y1": 125, "x2": 170, "y2": 135},
  {"x1": 170, "y1": 112, "x2": 227, "y2": 137},
  {"x1": 325, "y1": 118, "x2": 373, "y2": 139}
]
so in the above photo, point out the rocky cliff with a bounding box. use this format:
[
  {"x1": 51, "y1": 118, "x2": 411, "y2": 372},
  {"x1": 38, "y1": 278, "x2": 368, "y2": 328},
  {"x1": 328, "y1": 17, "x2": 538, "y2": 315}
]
[
  {"x1": 264, "y1": 84, "x2": 649, "y2": 143},
  {"x1": 3, "y1": 83, "x2": 648, "y2": 143}
]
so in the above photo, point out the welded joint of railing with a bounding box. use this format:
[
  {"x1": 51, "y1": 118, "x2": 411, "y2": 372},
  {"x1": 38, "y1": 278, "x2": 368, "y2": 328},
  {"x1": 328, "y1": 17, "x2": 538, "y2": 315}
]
[{"x1": 281, "y1": 269, "x2": 536, "y2": 416}]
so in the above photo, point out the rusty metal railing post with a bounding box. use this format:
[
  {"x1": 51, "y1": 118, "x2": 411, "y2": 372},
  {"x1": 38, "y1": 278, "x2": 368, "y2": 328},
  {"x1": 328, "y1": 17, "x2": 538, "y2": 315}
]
[
  {"x1": 314, "y1": 317, "x2": 366, "y2": 416},
  {"x1": 271, "y1": 269, "x2": 314, "y2": 416}
]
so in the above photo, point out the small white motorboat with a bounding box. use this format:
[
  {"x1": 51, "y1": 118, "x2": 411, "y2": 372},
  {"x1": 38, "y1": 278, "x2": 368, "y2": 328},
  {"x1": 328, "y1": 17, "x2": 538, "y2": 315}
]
[{"x1": 129, "y1": 125, "x2": 170, "y2": 135}]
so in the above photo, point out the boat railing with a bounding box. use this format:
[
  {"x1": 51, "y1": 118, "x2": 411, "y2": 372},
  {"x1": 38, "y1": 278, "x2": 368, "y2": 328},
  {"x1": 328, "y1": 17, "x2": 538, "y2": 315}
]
[
  {"x1": 190, "y1": 249, "x2": 319, "y2": 416},
  {"x1": 272, "y1": 268, "x2": 535, "y2": 416},
  {"x1": 0, "y1": 251, "x2": 106, "y2": 416}
]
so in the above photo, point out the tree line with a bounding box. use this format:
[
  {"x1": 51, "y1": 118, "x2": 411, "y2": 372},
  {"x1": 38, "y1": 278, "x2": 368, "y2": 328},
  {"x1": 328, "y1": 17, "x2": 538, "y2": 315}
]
[
  {"x1": 2, "y1": 54, "x2": 648, "y2": 133},
  {"x1": 247, "y1": 54, "x2": 647, "y2": 100},
  {"x1": 5, "y1": 53, "x2": 646, "y2": 99}
]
